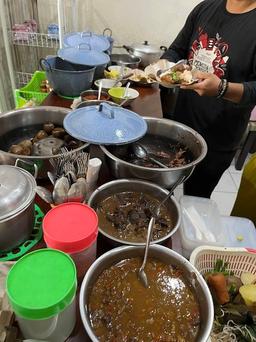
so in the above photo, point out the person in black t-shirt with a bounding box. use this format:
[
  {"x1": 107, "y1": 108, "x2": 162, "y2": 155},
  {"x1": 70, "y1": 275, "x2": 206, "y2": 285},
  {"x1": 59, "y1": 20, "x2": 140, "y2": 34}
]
[{"x1": 161, "y1": 0, "x2": 256, "y2": 198}]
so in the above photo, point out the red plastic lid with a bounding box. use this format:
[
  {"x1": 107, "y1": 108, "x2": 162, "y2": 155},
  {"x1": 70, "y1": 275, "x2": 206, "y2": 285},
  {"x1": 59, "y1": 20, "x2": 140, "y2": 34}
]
[{"x1": 43, "y1": 202, "x2": 98, "y2": 254}]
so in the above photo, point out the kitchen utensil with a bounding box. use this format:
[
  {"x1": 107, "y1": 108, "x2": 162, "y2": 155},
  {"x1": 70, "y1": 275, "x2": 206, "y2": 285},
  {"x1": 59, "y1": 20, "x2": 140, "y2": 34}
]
[
  {"x1": 79, "y1": 244, "x2": 214, "y2": 342},
  {"x1": 47, "y1": 171, "x2": 55, "y2": 185},
  {"x1": 88, "y1": 178, "x2": 180, "y2": 246},
  {"x1": 103, "y1": 28, "x2": 114, "y2": 54},
  {"x1": 0, "y1": 164, "x2": 37, "y2": 251},
  {"x1": 123, "y1": 81, "x2": 131, "y2": 98},
  {"x1": 36, "y1": 186, "x2": 54, "y2": 205},
  {"x1": 68, "y1": 182, "x2": 85, "y2": 202},
  {"x1": 57, "y1": 45, "x2": 110, "y2": 80},
  {"x1": 101, "y1": 117, "x2": 207, "y2": 189},
  {"x1": 63, "y1": 31, "x2": 110, "y2": 52},
  {"x1": 40, "y1": 57, "x2": 95, "y2": 97},
  {"x1": 53, "y1": 176, "x2": 70, "y2": 204},
  {"x1": 110, "y1": 54, "x2": 141, "y2": 69},
  {"x1": 85, "y1": 158, "x2": 102, "y2": 200},
  {"x1": 123, "y1": 41, "x2": 167, "y2": 67},
  {"x1": 112, "y1": 72, "x2": 133, "y2": 87},
  {"x1": 94, "y1": 79, "x2": 122, "y2": 91},
  {"x1": 97, "y1": 80, "x2": 102, "y2": 100},
  {"x1": 63, "y1": 103, "x2": 147, "y2": 145},
  {"x1": 138, "y1": 216, "x2": 155, "y2": 288},
  {"x1": 0, "y1": 106, "x2": 89, "y2": 179},
  {"x1": 133, "y1": 143, "x2": 168, "y2": 168}
]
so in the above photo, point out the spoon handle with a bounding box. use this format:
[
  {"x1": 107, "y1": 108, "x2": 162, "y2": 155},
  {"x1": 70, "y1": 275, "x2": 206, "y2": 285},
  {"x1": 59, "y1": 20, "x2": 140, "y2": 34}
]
[
  {"x1": 148, "y1": 156, "x2": 168, "y2": 168},
  {"x1": 141, "y1": 217, "x2": 155, "y2": 270}
]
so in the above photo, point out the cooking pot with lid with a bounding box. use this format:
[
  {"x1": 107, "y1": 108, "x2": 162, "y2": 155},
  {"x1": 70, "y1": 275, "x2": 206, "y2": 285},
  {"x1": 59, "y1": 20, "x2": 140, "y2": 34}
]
[
  {"x1": 0, "y1": 161, "x2": 37, "y2": 251},
  {"x1": 123, "y1": 41, "x2": 167, "y2": 67}
]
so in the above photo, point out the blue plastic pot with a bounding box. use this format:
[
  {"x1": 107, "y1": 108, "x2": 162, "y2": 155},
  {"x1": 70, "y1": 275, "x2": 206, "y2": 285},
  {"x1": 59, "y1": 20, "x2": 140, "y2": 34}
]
[{"x1": 40, "y1": 56, "x2": 95, "y2": 97}]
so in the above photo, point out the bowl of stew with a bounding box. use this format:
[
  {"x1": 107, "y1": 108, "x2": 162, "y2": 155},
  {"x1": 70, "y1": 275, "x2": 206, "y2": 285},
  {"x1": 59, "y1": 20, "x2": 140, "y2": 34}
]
[
  {"x1": 88, "y1": 178, "x2": 180, "y2": 246},
  {"x1": 79, "y1": 244, "x2": 214, "y2": 342},
  {"x1": 80, "y1": 89, "x2": 110, "y2": 102}
]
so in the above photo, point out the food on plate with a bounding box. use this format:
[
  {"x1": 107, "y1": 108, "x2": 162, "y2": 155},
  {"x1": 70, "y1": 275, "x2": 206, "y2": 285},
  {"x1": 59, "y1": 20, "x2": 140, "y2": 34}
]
[
  {"x1": 160, "y1": 68, "x2": 194, "y2": 85},
  {"x1": 96, "y1": 191, "x2": 174, "y2": 243},
  {"x1": 129, "y1": 69, "x2": 155, "y2": 84},
  {"x1": 89, "y1": 257, "x2": 201, "y2": 341},
  {"x1": 123, "y1": 134, "x2": 192, "y2": 168},
  {"x1": 7, "y1": 122, "x2": 82, "y2": 156},
  {"x1": 205, "y1": 259, "x2": 256, "y2": 341}
]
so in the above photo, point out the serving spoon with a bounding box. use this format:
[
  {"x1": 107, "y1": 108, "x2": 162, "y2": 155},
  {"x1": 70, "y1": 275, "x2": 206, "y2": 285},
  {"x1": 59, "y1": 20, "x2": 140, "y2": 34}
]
[
  {"x1": 133, "y1": 143, "x2": 168, "y2": 168},
  {"x1": 138, "y1": 176, "x2": 186, "y2": 288}
]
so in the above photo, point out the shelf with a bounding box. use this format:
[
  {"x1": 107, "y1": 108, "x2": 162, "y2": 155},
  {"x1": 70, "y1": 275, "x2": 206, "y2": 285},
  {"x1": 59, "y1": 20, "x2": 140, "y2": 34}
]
[{"x1": 9, "y1": 31, "x2": 59, "y2": 48}]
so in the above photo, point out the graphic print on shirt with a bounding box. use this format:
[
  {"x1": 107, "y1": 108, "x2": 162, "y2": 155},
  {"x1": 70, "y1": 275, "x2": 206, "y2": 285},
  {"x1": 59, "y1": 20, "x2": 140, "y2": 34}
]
[{"x1": 188, "y1": 28, "x2": 229, "y2": 78}]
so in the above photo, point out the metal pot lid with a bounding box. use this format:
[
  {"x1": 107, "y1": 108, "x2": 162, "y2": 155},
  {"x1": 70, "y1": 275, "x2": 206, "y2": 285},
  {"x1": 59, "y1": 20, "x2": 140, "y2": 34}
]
[
  {"x1": 63, "y1": 31, "x2": 110, "y2": 52},
  {"x1": 131, "y1": 41, "x2": 162, "y2": 54},
  {"x1": 58, "y1": 45, "x2": 110, "y2": 66},
  {"x1": 0, "y1": 165, "x2": 36, "y2": 220},
  {"x1": 63, "y1": 103, "x2": 147, "y2": 145}
]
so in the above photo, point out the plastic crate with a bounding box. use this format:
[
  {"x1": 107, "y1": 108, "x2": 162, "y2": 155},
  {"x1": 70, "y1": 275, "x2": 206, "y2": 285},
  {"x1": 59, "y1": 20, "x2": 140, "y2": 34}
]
[
  {"x1": 190, "y1": 246, "x2": 256, "y2": 277},
  {"x1": 15, "y1": 71, "x2": 49, "y2": 108}
]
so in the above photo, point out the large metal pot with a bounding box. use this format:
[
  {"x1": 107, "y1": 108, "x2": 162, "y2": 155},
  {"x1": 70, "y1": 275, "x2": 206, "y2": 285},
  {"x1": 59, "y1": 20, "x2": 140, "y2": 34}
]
[
  {"x1": 40, "y1": 56, "x2": 95, "y2": 97},
  {"x1": 101, "y1": 117, "x2": 207, "y2": 189},
  {"x1": 123, "y1": 41, "x2": 167, "y2": 67},
  {"x1": 88, "y1": 178, "x2": 180, "y2": 246},
  {"x1": 0, "y1": 164, "x2": 37, "y2": 251},
  {"x1": 79, "y1": 244, "x2": 214, "y2": 342},
  {"x1": 0, "y1": 106, "x2": 89, "y2": 178}
]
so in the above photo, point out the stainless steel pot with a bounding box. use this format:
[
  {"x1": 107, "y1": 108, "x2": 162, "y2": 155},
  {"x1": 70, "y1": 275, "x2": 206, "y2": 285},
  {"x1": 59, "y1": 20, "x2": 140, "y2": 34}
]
[
  {"x1": 88, "y1": 179, "x2": 180, "y2": 246},
  {"x1": 101, "y1": 117, "x2": 207, "y2": 189},
  {"x1": 0, "y1": 106, "x2": 89, "y2": 179},
  {"x1": 79, "y1": 244, "x2": 214, "y2": 342},
  {"x1": 110, "y1": 54, "x2": 141, "y2": 69},
  {"x1": 0, "y1": 163, "x2": 37, "y2": 251},
  {"x1": 123, "y1": 41, "x2": 167, "y2": 67}
]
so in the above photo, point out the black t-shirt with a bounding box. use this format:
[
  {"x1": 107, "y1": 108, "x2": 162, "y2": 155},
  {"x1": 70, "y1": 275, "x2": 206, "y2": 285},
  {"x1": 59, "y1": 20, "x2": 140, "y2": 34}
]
[{"x1": 162, "y1": 0, "x2": 256, "y2": 151}]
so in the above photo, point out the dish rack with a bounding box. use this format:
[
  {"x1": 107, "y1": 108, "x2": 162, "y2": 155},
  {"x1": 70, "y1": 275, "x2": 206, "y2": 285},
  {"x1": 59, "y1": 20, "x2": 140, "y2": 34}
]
[{"x1": 190, "y1": 246, "x2": 256, "y2": 276}]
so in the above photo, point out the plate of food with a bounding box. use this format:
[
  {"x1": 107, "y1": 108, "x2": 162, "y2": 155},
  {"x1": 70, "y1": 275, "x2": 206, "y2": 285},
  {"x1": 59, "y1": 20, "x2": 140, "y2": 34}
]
[
  {"x1": 156, "y1": 63, "x2": 198, "y2": 88},
  {"x1": 128, "y1": 69, "x2": 156, "y2": 86}
]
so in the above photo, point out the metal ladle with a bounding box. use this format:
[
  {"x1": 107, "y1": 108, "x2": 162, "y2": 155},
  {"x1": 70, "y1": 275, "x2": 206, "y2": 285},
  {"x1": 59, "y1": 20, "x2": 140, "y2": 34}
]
[
  {"x1": 36, "y1": 186, "x2": 54, "y2": 205},
  {"x1": 138, "y1": 176, "x2": 185, "y2": 288},
  {"x1": 133, "y1": 143, "x2": 168, "y2": 168}
]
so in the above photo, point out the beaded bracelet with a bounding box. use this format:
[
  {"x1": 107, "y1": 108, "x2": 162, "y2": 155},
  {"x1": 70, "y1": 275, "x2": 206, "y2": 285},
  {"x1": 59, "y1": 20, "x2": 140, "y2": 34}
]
[{"x1": 216, "y1": 78, "x2": 228, "y2": 98}]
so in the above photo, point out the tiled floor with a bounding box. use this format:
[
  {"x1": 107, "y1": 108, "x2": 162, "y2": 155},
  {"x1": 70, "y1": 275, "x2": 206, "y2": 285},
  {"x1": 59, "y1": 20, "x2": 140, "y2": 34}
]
[{"x1": 174, "y1": 157, "x2": 247, "y2": 216}]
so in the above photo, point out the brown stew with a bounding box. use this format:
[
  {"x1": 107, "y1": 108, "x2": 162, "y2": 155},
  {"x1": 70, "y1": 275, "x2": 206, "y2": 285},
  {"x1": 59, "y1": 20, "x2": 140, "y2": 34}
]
[
  {"x1": 96, "y1": 192, "x2": 174, "y2": 243},
  {"x1": 89, "y1": 257, "x2": 200, "y2": 342}
]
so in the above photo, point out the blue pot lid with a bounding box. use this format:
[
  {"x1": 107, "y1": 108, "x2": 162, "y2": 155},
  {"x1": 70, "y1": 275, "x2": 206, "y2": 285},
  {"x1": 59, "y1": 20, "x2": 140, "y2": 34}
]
[
  {"x1": 63, "y1": 103, "x2": 147, "y2": 145},
  {"x1": 58, "y1": 45, "x2": 110, "y2": 66},
  {"x1": 63, "y1": 31, "x2": 110, "y2": 52}
]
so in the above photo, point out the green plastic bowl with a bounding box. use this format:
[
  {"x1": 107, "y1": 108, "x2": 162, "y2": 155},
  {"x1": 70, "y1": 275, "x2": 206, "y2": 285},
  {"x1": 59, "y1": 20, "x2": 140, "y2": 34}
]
[{"x1": 108, "y1": 87, "x2": 139, "y2": 106}]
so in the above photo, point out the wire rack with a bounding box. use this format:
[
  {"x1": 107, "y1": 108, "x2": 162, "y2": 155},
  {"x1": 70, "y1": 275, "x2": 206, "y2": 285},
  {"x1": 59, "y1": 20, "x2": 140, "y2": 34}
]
[
  {"x1": 15, "y1": 72, "x2": 33, "y2": 87},
  {"x1": 9, "y1": 31, "x2": 59, "y2": 48}
]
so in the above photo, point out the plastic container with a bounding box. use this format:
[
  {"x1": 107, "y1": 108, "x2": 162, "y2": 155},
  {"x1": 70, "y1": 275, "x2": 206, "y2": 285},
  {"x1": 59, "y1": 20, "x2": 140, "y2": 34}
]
[
  {"x1": 15, "y1": 71, "x2": 49, "y2": 107},
  {"x1": 190, "y1": 246, "x2": 256, "y2": 278},
  {"x1": 43, "y1": 202, "x2": 98, "y2": 281},
  {"x1": 6, "y1": 249, "x2": 77, "y2": 341},
  {"x1": 179, "y1": 196, "x2": 225, "y2": 258}
]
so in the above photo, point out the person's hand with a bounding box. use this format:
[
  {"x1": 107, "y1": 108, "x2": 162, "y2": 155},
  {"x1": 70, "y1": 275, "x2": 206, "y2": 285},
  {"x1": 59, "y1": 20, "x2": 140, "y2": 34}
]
[{"x1": 180, "y1": 70, "x2": 221, "y2": 97}]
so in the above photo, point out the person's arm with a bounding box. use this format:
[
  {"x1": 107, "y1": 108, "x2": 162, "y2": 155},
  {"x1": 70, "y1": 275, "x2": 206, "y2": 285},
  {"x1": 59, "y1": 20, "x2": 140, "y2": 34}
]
[
  {"x1": 161, "y1": 2, "x2": 204, "y2": 62},
  {"x1": 181, "y1": 70, "x2": 256, "y2": 105}
]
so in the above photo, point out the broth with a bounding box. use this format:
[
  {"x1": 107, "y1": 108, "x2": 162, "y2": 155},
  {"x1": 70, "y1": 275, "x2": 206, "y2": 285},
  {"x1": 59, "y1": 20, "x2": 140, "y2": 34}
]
[
  {"x1": 96, "y1": 192, "x2": 174, "y2": 243},
  {"x1": 89, "y1": 257, "x2": 200, "y2": 342}
]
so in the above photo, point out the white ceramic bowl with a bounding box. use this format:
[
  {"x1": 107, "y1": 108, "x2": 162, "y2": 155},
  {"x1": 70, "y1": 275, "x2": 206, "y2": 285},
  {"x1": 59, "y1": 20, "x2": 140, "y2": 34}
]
[
  {"x1": 94, "y1": 79, "x2": 122, "y2": 91},
  {"x1": 108, "y1": 65, "x2": 133, "y2": 76}
]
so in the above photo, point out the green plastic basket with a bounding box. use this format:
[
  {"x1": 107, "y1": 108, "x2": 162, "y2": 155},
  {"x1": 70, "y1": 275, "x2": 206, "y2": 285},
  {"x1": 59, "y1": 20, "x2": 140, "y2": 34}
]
[{"x1": 15, "y1": 71, "x2": 49, "y2": 108}]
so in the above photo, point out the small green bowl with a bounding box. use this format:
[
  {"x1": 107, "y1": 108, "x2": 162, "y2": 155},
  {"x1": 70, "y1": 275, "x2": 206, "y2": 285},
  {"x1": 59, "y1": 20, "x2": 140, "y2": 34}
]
[{"x1": 108, "y1": 87, "x2": 139, "y2": 106}]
